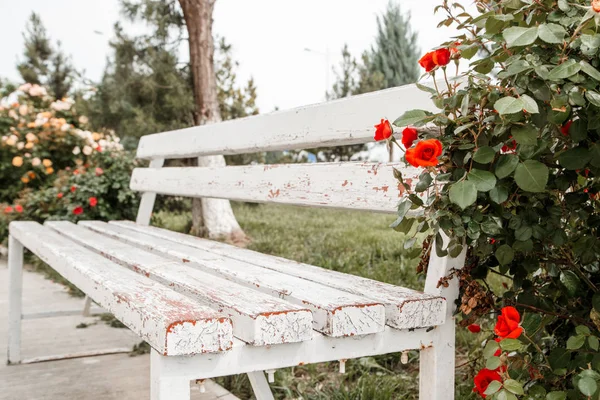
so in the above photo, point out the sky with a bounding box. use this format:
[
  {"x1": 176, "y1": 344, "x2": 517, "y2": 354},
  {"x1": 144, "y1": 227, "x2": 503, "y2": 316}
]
[{"x1": 0, "y1": 0, "x2": 466, "y2": 112}]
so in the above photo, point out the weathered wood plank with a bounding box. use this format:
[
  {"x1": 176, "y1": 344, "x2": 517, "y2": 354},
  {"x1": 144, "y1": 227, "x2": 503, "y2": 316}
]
[
  {"x1": 130, "y1": 162, "x2": 422, "y2": 213},
  {"x1": 136, "y1": 83, "x2": 440, "y2": 159},
  {"x1": 111, "y1": 221, "x2": 447, "y2": 329},
  {"x1": 46, "y1": 221, "x2": 313, "y2": 346},
  {"x1": 9, "y1": 221, "x2": 233, "y2": 356},
  {"x1": 79, "y1": 221, "x2": 386, "y2": 338}
]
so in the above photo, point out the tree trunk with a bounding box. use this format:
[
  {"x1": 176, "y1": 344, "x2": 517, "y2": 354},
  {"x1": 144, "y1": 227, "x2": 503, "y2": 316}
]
[{"x1": 179, "y1": 0, "x2": 245, "y2": 242}]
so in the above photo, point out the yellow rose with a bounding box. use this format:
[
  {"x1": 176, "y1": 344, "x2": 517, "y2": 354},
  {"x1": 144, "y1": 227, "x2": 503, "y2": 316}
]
[
  {"x1": 25, "y1": 142, "x2": 34, "y2": 149},
  {"x1": 12, "y1": 156, "x2": 23, "y2": 167},
  {"x1": 45, "y1": 167, "x2": 54, "y2": 175},
  {"x1": 42, "y1": 159, "x2": 52, "y2": 167},
  {"x1": 28, "y1": 171, "x2": 36, "y2": 179},
  {"x1": 21, "y1": 176, "x2": 29, "y2": 183}
]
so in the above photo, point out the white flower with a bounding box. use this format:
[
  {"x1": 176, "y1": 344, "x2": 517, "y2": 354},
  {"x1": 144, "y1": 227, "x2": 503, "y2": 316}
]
[
  {"x1": 50, "y1": 99, "x2": 72, "y2": 111},
  {"x1": 25, "y1": 133, "x2": 37, "y2": 142},
  {"x1": 61, "y1": 123, "x2": 70, "y2": 132},
  {"x1": 28, "y1": 85, "x2": 47, "y2": 97},
  {"x1": 78, "y1": 115, "x2": 89, "y2": 124},
  {"x1": 24, "y1": 152, "x2": 31, "y2": 158},
  {"x1": 8, "y1": 110, "x2": 18, "y2": 119},
  {"x1": 18, "y1": 105, "x2": 28, "y2": 116},
  {"x1": 17, "y1": 142, "x2": 24, "y2": 150},
  {"x1": 82, "y1": 145, "x2": 93, "y2": 156},
  {"x1": 72, "y1": 146, "x2": 81, "y2": 155},
  {"x1": 31, "y1": 157, "x2": 41, "y2": 167},
  {"x1": 18, "y1": 83, "x2": 32, "y2": 92}
]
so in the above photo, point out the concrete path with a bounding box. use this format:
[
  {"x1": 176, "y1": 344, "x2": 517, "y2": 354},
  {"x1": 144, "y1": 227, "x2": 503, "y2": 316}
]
[{"x1": 0, "y1": 259, "x2": 239, "y2": 400}]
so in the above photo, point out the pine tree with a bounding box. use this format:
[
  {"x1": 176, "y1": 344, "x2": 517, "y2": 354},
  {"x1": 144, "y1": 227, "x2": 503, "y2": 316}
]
[
  {"x1": 17, "y1": 13, "x2": 74, "y2": 99},
  {"x1": 370, "y1": 2, "x2": 420, "y2": 88}
]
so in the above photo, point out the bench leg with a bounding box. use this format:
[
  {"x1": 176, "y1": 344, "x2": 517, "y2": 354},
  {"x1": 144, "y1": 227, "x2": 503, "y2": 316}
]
[
  {"x1": 81, "y1": 296, "x2": 92, "y2": 317},
  {"x1": 151, "y1": 350, "x2": 190, "y2": 400},
  {"x1": 7, "y1": 234, "x2": 24, "y2": 365},
  {"x1": 247, "y1": 371, "x2": 275, "y2": 400},
  {"x1": 419, "y1": 319, "x2": 455, "y2": 400}
]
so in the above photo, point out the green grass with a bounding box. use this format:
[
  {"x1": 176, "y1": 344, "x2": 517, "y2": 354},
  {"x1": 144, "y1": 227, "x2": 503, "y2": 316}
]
[{"x1": 154, "y1": 203, "x2": 478, "y2": 399}]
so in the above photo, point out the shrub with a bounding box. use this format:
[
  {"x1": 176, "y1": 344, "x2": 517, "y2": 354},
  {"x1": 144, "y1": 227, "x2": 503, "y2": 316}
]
[
  {"x1": 0, "y1": 83, "x2": 122, "y2": 203},
  {"x1": 1, "y1": 144, "x2": 139, "y2": 245},
  {"x1": 385, "y1": 0, "x2": 600, "y2": 398}
]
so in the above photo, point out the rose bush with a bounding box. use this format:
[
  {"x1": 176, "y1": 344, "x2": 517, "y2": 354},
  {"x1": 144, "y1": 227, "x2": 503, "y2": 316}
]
[
  {"x1": 377, "y1": 0, "x2": 600, "y2": 398},
  {"x1": 0, "y1": 83, "x2": 122, "y2": 203},
  {"x1": 0, "y1": 149, "x2": 140, "y2": 245}
]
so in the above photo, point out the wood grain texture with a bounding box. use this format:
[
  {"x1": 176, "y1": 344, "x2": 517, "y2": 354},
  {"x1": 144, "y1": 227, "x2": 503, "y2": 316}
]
[
  {"x1": 111, "y1": 221, "x2": 447, "y2": 329},
  {"x1": 46, "y1": 221, "x2": 313, "y2": 346},
  {"x1": 9, "y1": 221, "x2": 233, "y2": 356},
  {"x1": 130, "y1": 162, "x2": 423, "y2": 213},
  {"x1": 79, "y1": 221, "x2": 387, "y2": 338},
  {"x1": 136, "y1": 82, "x2": 441, "y2": 159}
]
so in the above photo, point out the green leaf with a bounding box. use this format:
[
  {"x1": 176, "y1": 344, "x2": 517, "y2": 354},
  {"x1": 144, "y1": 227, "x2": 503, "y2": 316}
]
[
  {"x1": 581, "y1": 33, "x2": 600, "y2": 49},
  {"x1": 559, "y1": 147, "x2": 591, "y2": 170},
  {"x1": 586, "y1": 91, "x2": 600, "y2": 107},
  {"x1": 588, "y1": 335, "x2": 599, "y2": 351},
  {"x1": 496, "y1": 244, "x2": 514, "y2": 265},
  {"x1": 416, "y1": 83, "x2": 437, "y2": 95},
  {"x1": 390, "y1": 200, "x2": 413, "y2": 229},
  {"x1": 483, "y1": 339, "x2": 500, "y2": 358},
  {"x1": 503, "y1": 26, "x2": 539, "y2": 47},
  {"x1": 393, "y1": 110, "x2": 433, "y2": 127},
  {"x1": 514, "y1": 161, "x2": 549, "y2": 192},
  {"x1": 577, "y1": 377, "x2": 597, "y2": 396},
  {"x1": 547, "y1": 60, "x2": 581, "y2": 80},
  {"x1": 473, "y1": 146, "x2": 497, "y2": 163},
  {"x1": 489, "y1": 185, "x2": 508, "y2": 204},
  {"x1": 512, "y1": 125, "x2": 538, "y2": 145},
  {"x1": 504, "y1": 379, "x2": 524, "y2": 395},
  {"x1": 498, "y1": 390, "x2": 518, "y2": 400},
  {"x1": 495, "y1": 96, "x2": 524, "y2": 115},
  {"x1": 545, "y1": 392, "x2": 566, "y2": 400},
  {"x1": 538, "y1": 23, "x2": 566, "y2": 44},
  {"x1": 496, "y1": 154, "x2": 519, "y2": 178},
  {"x1": 449, "y1": 181, "x2": 477, "y2": 210},
  {"x1": 579, "y1": 60, "x2": 600, "y2": 81},
  {"x1": 486, "y1": 356, "x2": 502, "y2": 370},
  {"x1": 576, "y1": 325, "x2": 591, "y2": 335},
  {"x1": 560, "y1": 270, "x2": 580, "y2": 297},
  {"x1": 500, "y1": 338, "x2": 523, "y2": 350},
  {"x1": 515, "y1": 225, "x2": 532, "y2": 241},
  {"x1": 468, "y1": 169, "x2": 497, "y2": 192},
  {"x1": 567, "y1": 335, "x2": 586, "y2": 349},
  {"x1": 484, "y1": 380, "x2": 502, "y2": 396},
  {"x1": 521, "y1": 94, "x2": 539, "y2": 114},
  {"x1": 415, "y1": 172, "x2": 433, "y2": 192}
]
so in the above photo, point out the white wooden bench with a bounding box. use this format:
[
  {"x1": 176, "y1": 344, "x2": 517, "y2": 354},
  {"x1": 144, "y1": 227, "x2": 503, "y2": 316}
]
[{"x1": 7, "y1": 82, "x2": 466, "y2": 399}]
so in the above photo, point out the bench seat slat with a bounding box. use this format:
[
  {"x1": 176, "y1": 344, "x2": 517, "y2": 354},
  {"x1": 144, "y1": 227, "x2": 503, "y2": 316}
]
[
  {"x1": 45, "y1": 221, "x2": 313, "y2": 346},
  {"x1": 135, "y1": 83, "x2": 438, "y2": 159},
  {"x1": 111, "y1": 221, "x2": 447, "y2": 329},
  {"x1": 9, "y1": 222, "x2": 233, "y2": 356},
  {"x1": 79, "y1": 221, "x2": 386, "y2": 338},
  {"x1": 130, "y1": 162, "x2": 421, "y2": 213}
]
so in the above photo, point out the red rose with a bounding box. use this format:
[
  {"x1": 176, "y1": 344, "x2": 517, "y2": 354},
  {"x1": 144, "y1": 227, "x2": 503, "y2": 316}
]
[
  {"x1": 374, "y1": 119, "x2": 393, "y2": 141},
  {"x1": 405, "y1": 139, "x2": 443, "y2": 167},
  {"x1": 15, "y1": 205, "x2": 23, "y2": 213},
  {"x1": 73, "y1": 206, "x2": 84, "y2": 215},
  {"x1": 432, "y1": 48, "x2": 451, "y2": 67},
  {"x1": 560, "y1": 120, "x2": 572, "y2": 136},
  {"x1": 419, "y1": 52, "x2": 436, "y2": 72},
  {"x1": 473, "y1": 368, "x2": 502, "y2": 398},
  {"x1": 401, "y1": 127, "x2": 418, "y2": 149},
  {"x1": 4, "y1": 206, "x2": 13, "y2": 214},
  {"x1": 71, "y1": 186, "x2": 77, "y2": 193},
  {"x1": 467, "y1": 324, "x2": 481, "y2": 333},
  {"x1": 501, "y1": 139, "x2": 517, "y2": 154},
  {"x1": 494, "y1": 306, "x2": 523, "y2": 339},
  {"x1": 89, "y1": 197, "x2": 98, "y2": 207},
  {"x1": 95, "y1": 167, "x2": 104, "y2": 176},
  {"x1": 57, "y1": 193, "x2": 64, "y2": 199}
]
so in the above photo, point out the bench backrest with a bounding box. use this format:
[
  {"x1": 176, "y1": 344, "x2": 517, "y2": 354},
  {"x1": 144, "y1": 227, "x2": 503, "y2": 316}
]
[
  {"x1": 129, "y1": 82, "x2": 463, "y2": 304},
  {"x1": 130, "y1": 83, "x2": 437, "y2": 217}
]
